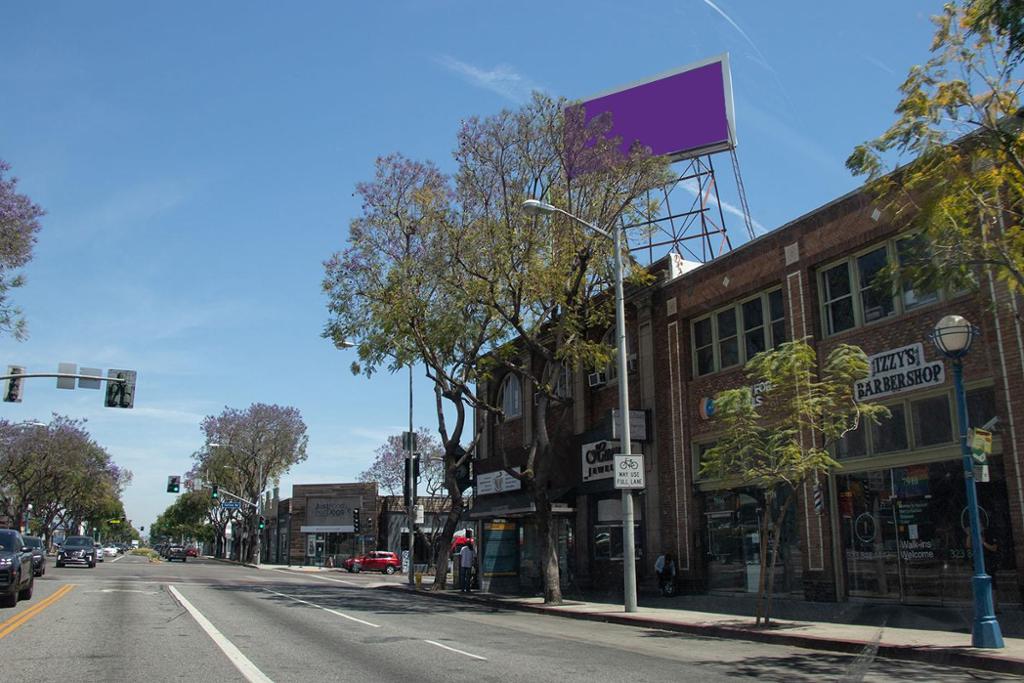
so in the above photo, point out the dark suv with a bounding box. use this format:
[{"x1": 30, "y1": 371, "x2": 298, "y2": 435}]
[
  {"x1": 56, "y1": 535, "x2": 98, "y2": 568},
  {"x1": 0, "y1": 529, "x2": 35, "y2": 607},
  {"x1": 22, "y1": 535, "x2": 46, "y2": 577}
]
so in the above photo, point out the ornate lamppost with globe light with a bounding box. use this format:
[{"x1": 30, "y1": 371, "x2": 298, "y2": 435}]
[{"x1": 930, "y1": 314, "x2": 1004, "y2": 649}]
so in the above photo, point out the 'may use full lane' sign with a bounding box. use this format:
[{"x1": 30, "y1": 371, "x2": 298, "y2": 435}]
[{"x1": 855, "y1": 342, "x2": 945, "y2": 401}]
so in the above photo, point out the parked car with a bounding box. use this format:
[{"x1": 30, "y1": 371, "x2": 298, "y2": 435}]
[
  {"x1": 102, "y1": 545, "x2": 119, "y2": 557},
  {"x1": 185, "y1": 546, "x2": 198, "y2": 558},
  {"x1": 166, "y1": 545, "x2": 188, "y2": 562},
  {"x1": 94, "y1": 543, "x2": 104, "y2": 562},
  {"x1": 21, "y1": 535, "x2": 46, "y2": 577},
  {"x1": 0, "y1": 529, "x2": 35, "y2": 607},
  {"x1": 56, "y1": 535, "x2": 98, "y2": 569},
  {"x1": 343, "y1": 551, "x2": 401, "y2": 574}
]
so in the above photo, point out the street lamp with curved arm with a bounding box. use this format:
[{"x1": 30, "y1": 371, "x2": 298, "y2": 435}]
[{"x1": 522, "y1": 198, "x2": 639, "y2": 613}]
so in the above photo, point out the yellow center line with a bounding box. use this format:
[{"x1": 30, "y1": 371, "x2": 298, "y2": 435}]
[{"x1": 0, "y1": 583, "x2": 76, "y2": 639}]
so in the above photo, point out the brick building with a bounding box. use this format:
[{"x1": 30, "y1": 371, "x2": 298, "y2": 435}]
[
  {"x1": 475, "y1": 184, "x2": 1024, "y2": 607},
  {"x1": 266, "y1": 482, "x2": 379, "y2": 566}
]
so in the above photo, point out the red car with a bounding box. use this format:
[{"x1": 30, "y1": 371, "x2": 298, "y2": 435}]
[
  {"x1": 342, "y1": 551, "x2": 401, "y2": 574},
  {"x1": 185, "y1": 546, "x2": 198, "y2": 557}
]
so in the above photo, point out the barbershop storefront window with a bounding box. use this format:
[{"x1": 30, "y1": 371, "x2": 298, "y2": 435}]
[
  {"x1": 838, "y1": 459, "x2": 1018, "y2": 605},
  {"x1": 835, "y1": 384, "x2": 1018, "y2": 605}
]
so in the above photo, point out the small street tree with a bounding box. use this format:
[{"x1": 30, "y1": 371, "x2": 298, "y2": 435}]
[
  {"x1": 847, "y1": 0, "x2": 1024, "y2": 307},
  {"x1": 700, "y1": 340, "x2": 887, "y2": 626}
]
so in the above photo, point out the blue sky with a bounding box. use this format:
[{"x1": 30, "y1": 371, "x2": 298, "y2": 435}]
[{"x1": 0, "y1": 2, "x2": 938, "y2": 531}]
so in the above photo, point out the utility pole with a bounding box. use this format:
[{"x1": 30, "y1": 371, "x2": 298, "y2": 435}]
[{"x1": 407, "y1": 363, "x2": 416, "y2": 587}]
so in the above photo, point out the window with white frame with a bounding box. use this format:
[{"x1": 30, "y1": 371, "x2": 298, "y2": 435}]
[
  {"x1": 832, "y1": 387, "x2": 985, "y2": 459},
  {"x1": 499, "y1": 374, "x2": 522, "y2": 419},
  {"x1": 692, "y1": 288, "x2": 786, "y2": 377},
  {"x1": 548, "y1": 361, "x2": 572, "y2": 400},
  {"x1": 602, "y1": 328, "x2": 636, "y2": 382},
  {"x1": 819, "y1": 234, "x2": 958, "y2": 337}
]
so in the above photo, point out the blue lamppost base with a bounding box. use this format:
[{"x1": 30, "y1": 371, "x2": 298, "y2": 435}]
[{"x1": 971, "y1": 574, "x2": 1004, "y2": 649}]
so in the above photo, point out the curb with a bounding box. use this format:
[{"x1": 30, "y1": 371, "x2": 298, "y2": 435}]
[
  {"x1": 206, "y1": 556, "x2": 260, "y2": 570},
  {"x1": 378, "y1": 585, "x2": 1024, "y2": 675}
]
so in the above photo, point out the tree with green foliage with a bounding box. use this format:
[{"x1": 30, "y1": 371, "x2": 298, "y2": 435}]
[
  {"x1": 324, "y1": 93, "x2": 670, "y2": 602},
  {"x1": 152, "y1": 490, "x2": 214, "y2": 545},
  {"x1": 700, "y1": 340, "x2": 887, "y2": 626},
  {"x1": 847, "y1": 1, "x2": 1024, "y2": 307}
]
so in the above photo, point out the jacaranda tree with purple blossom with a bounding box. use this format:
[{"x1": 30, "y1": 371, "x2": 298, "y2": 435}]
[
  {"x1": 324, "y1": 93, "x2": 670, "y2": 603},
  {"x1": 0, "y1": 160, "x2": 44, "y2": 339}
]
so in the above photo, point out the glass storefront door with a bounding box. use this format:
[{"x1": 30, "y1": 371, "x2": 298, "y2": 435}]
[
  {"x1": 838, "y1": 459, "x2": 1018, "y2": 605},
  {"x1": 703, "y1": 489, "x2": 803, "y2": 594}
]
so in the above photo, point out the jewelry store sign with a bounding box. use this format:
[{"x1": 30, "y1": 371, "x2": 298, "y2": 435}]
[
  {"x1": 855, "y1": 343, "x2": 944, "y2": 401},
  {"x1": 582, "y1": 439, "x2": 642, "y2": 482}
]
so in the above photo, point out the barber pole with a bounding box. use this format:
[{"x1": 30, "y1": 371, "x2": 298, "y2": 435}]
[{"x1": 813, "y1": 479, "x2": 824, "y2": 514}]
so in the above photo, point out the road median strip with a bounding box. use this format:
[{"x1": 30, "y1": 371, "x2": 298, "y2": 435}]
[{"x1": 0, "y1": 583, "x2": 75, "y2": 639}]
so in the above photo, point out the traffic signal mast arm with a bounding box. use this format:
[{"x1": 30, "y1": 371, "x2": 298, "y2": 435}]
[
  {"x1": 0, "y1": 371, "x2": 126, "y2": 384},
  {"x1": 212, "y1": 486, "x2": 258, "y2": 509}
]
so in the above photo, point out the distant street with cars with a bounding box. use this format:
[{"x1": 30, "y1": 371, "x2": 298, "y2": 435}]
[{"x1": 0, "y1": 551, "x2": 1016, "y2": 682}]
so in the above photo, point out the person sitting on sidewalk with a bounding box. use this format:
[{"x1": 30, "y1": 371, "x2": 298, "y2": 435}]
[
  {"x1": 655, "y1": 551, "x2": 677, "y2": 596},
  {"x1": 459, "y1": 541, "x2": 476, "y2": 593}
]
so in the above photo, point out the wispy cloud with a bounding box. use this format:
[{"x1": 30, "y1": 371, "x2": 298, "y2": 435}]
[
  {"x1": 700, "y1": 1, "x2": 796, "y2": 117},
  {"x1": 863, "y1": 55, "x2": 897, "y2": 76},
  {"x1": 65, "y1": 178, "x2": 193, "y2": 241},
  {"x1": 434, "y1": 55, "x2": 542, "y2": 103}
]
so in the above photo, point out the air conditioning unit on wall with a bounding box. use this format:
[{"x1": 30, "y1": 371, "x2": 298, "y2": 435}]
[{"x1": 587, "y1": 372, "x2": 607, "y2": 387}]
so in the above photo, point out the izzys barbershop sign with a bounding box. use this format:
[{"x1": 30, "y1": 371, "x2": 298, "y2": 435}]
[{"x1": 855, "y1": 342, "x2": 945, "y2": 401}]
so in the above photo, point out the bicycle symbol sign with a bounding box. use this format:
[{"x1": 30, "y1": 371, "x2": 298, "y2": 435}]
[{"x1": 613, "y1": 454, "x2": 645, "y2": 489}]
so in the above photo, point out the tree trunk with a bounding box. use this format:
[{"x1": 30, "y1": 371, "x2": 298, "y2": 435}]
[
  {"x1": 755, "y1": 499, "x2": 772, "y2": 627},
  {"x1": 763, "y1": 491, "x2": 796, "y2": 627},
  {"x1": 534, "y1": 487, "x2": 562, "y2": 604},
  {"x1": 430, "y1": 487, "x2": 464, "y2": 591}
]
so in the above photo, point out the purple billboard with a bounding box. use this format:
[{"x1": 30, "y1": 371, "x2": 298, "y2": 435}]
[{"x1": 577, "y1": 54, "x2": 736, "y2": 160}]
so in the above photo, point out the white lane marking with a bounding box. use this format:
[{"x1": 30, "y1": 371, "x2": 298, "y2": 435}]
[
  {"x1": 424, "y1": 640, "x2": 488, "y2": 661},
  {"x1": 168, "y1": 585, "x2": 274, "y2": 683},
  {"x1": 261, "y1": 588, "x2": 381, "y2": 628},
  {"x1": 270, "y1": 569, "x2": 360, "y2": 586},
  {"x1": 110, "y1": 554, "x2": 126, "y2": 563}
]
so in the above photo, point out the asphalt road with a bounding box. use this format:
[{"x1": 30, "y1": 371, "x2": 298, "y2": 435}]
[{"x1": 0, "y1": 555, "x2": 1018, "y2": 682}]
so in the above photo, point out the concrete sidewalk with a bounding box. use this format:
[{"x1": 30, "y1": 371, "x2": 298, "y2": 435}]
[{"x1": 381, "y1": 583, "x2": 1024, "y2": 675}]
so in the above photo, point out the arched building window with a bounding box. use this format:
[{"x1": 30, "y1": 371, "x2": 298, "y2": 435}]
[{"x1": 499, "y1": 374, "x2": 522, "y2": 419}]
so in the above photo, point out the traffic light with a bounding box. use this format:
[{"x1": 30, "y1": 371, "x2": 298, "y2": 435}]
[
  {"x1": 4, "y1": 366, "x2": 25, "y2": 403},
  {"x1": 352, "y1": 508, "x2": 360, "y2": 534},
  {"x1": 211, "y1": 484, "x2": 219, "y2": 500},
  {"x1": 258, "y1": 516, "x2": 266, "y2": 530},
  {"x1": 403, "y1": 455, "x2": 421, "y2": 506},
  {"x1": 167, "y1": 475, "x2": 180, "y2": 493},
  {"x1": 104, "y1": 369, "x2": 137, "y2": 408}
]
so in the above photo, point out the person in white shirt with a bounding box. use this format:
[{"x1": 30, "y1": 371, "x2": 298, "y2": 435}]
[{"x1": 459, "y1": 542, "x2": 476, "y2": 592}]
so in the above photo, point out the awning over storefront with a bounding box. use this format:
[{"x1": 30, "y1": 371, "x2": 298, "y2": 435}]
[{"x1": 468, "y1": 492, "x2": 575, "y2": 519}]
